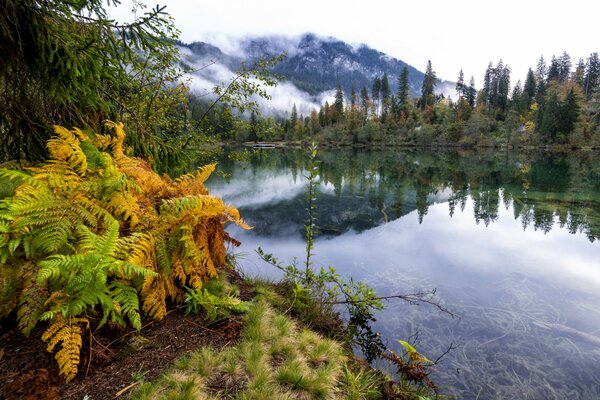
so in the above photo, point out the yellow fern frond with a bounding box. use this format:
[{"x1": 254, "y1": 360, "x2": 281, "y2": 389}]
[
  {"x1": 172, "y1": 163, "x2": 216, "y2": 196},
  {"x1": 93, "y1": 134, "x2": 114, "y2": 150},
  {"x1": 188, "y1": 273, "x2": 203, "y2": 290},
  {"x1": 195, "y1": 227, "x2": 218, "y2": 279},
  {"x1": 171, "y1": 255, "x2": 186, "y2": 284},
  {"x1": 72, "y1": 128, "x2": 89, "y2": 142},
  {"x1": 207, "y1": 219, "x2": 227, "y2": 268},
  {"x1": 127, "y1": 233, "x2": 156, "y2": 271},
  {"x1": 222, "y1": 204, "x2": 251, "y2": 229},
  {"x1": 141, "y1": 277, "x2": 167, "y2": 320},
  {"x1": 104, "y1": 121, "x2": 127, "y2": 160},
  {"x1": 48, "y1": 126, "x2": 88, "y2": 177},
  {"x1": 41, "y1": 317, "x2": 88, "y2": 382}
]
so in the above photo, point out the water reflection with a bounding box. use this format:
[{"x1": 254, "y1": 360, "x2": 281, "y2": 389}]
[{"x1": 208, "y1": 148, "x2": 600, "y2": 399}]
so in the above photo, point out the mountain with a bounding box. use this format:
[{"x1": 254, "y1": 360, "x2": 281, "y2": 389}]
[{"x1": 177, "y1": 33, "x2": 455, "y2": 114}]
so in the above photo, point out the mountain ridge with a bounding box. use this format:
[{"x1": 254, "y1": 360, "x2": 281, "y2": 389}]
[{"x1": 178, "y1": 33, "x2": 455, "y2": 113}]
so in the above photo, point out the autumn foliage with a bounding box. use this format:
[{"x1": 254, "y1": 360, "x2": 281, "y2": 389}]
[{"x1": 0, "y1": 122, "x2": 248, "y2": 381}]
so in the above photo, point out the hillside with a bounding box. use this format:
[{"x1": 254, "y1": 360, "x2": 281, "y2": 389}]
[{"x1": 178, "y1": 33, "x2": 455, "y2": 113}]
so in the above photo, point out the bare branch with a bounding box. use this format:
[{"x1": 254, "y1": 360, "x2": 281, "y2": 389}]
[{"x1": 324, "y1": 288, "x2": 457, "y2": 318}]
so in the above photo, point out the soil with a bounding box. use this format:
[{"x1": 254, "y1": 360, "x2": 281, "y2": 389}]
[{"x1": 0, "y1": 271, "x2": 255, "y2": 400}]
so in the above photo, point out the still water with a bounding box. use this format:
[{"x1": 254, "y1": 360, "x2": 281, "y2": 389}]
[{"x1": 207, "y1": 147, "x2": 600, "y2": 399}]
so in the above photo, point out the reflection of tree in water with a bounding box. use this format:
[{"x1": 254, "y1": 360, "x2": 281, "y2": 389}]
[{"x1": 215, "y1": 147, "x2": 600, "y2": 241}]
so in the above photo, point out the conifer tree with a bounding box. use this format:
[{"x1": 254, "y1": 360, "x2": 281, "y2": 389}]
[
  {"x1": 558, "y1": 51, "x2": 572, "y2": 83},
  {"x1": 547, "y1": 56, "x2": 560, "y2": 82},
  {"x1": 290, "y1": 103, "x2": 298, "y2": 127},
  {"x1": 381, "y1": 73, "x2": 390, "y2": 120},
  {"x1": 573, "y1": 59, "x2": 586, "y2": 88},
  {"x1": 522, "y1": 68, "x2": 537, "y2": 110},
  {"x1": 467, "y1": 76, "x2": 477, "y2": 108},
  {"x1": 420, "y1": 60, "x2": 437, "y2": 109},
  {"x1": 372, "y1": 77, "x2": 381, "y2": 116},
  {"x1": 397, "y1": 67, "x2": 410, "y2": 108},
  {"x1": 334, "y1": 85, "x2": 345, "y2": 123},
  {"x1": 360, "y1": 86, "x2": 370, "y2": 122},
  {"x1": 456, "y1": 69, "x2": 466, "y2": 98},
  {"x1": 584, "y1": 52, "x2": 600, "y2": 98}
]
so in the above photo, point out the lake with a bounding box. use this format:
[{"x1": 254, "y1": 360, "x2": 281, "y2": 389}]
[{"x1": 207, "y1": 147, "x2": 600, "y2": 400}]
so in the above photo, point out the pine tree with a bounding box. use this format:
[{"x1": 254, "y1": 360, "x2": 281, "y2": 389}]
[
  {"x1": 248, "y1": 112, "x2": 259, "y2": 142},
  {"x1": 558, "y1": 51, "x2": 572, "y2": 83},
  {"x1": 481, "y1": 62, "x2": 493, "y2": 111},
  {"x1": 381, "y1": 73, "x2": 390, "y2": 120},
  {"x1": 559, "y1": 87, "x2": 581, "y2": 139},
  {"x1": 334, "y1": 85, "x2": 345, "y2": 123},
  {"x1": 539, "y1": 86, "x2": 561, "y2": 142},
  {"x1": 584, "y1": 52, "x2": 600, "y2": 98},
  {"x1": 360, "y1": 86, "x2": 370, "y2": 122},
  {"x1": 535, "y1": 56, "x2": 547, "y2": 82},
  {"x1": 522, "y1": 68, "x2": 537, "y2": 110},
  {"x1": 372, "y1": 77, "x2": 381, "y2": 116},
  {"x1": 547, "y1": 56, "x2": 560, "y2": 82},
  {"x1": 467, "y1": 76, "x2": 477, "y2": 108},
  {"x1": 397, "y1": 67, "x2": 410, "y2": 108},
  {"x1": 456, "y1": 69, "x2": 466, "y2": 98},
  {"x1": 573, "y1": 59, "x2": 586, "y2": 88},
  {"x1": 511, "y1": 81, "x2": 523, "y2": 112},
  {"x1": 290, "y1": 103, "x2": 298, "y2": 127},
  {"x1": 420, "y1": 60, "x2": 437, "y2": 109}
]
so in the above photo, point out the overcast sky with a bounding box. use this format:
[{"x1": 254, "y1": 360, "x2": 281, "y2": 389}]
[{"x1": 111, "y1": 0, "x2": 598, "y2": 88}]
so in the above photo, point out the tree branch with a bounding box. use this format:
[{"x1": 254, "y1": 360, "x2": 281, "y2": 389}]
[{"x1": 324, "y1": 288, "x2": 457, "y2": 318}]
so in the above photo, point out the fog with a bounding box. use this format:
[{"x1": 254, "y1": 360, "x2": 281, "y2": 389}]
[{"x1": 178, "y1": 34, "x2": 340, "y2": 117}]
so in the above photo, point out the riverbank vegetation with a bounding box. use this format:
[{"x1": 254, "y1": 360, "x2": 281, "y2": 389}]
[{"x1": 232, "y1": 55, "x2": 600, "y2": 150}]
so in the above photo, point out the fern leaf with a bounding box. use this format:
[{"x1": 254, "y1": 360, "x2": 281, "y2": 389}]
[
  {"x1": 141, "y1": 276, "x2": 167, "y2": 320},
  {"x1": 17, "y1": 263, "x2": 48, "y2": 336},
  {"x1": 109, "y1": 282, "x2": 142, "y2": 330},
  {"x1": 41, "y1": 317, "x2": 87, "y2": 382},
  {"x1": 48, "y1": 125, "x2": 88, "y2": 177}
]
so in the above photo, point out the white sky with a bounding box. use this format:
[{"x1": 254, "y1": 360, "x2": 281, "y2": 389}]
[{"x1": 111, "y1": 0, "x2": 598, "y2": 88}]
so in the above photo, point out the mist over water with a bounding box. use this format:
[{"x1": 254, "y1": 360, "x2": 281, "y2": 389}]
[{"x1": 208, "y1": 147, "x2": 600, "y2": 399}]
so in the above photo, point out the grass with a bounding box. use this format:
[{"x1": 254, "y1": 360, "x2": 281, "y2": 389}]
[{"x1": 130, "y1": 294, "x2": 384, "y2": 400}]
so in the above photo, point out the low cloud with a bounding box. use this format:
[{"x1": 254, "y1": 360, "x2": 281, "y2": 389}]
[{"x1": 179, "y1": 42, "x2": 332, "y2": 118}]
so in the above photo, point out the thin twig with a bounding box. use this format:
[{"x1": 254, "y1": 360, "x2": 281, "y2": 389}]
[
  {"x1": 431, "y1": 342, "x2": 458, "y2": 366},
  {"x1": 324, "y1": 290, "x2": 457, "y2": 318}
]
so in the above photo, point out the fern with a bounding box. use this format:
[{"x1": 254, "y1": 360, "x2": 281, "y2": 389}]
[
  {"x1": 183, "y1": 287, "x2": 249, "y2": 322},
  {"x1": 42, "y1": 317, "x2": 88, "y2": 382},
  {"x1": 0, "y1": 122, "x2": 249, "y2": 381}
]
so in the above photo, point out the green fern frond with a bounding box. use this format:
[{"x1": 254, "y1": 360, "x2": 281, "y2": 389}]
[
  {"x1": 37, "y1": 254, "x2": 87, "y2": 283},
  {"x1": 77, "y1": 218, "x2": 119, "y2": 257},
  {"x1": 109, "y1": 281, "x2": 142, "y2": 330}
]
